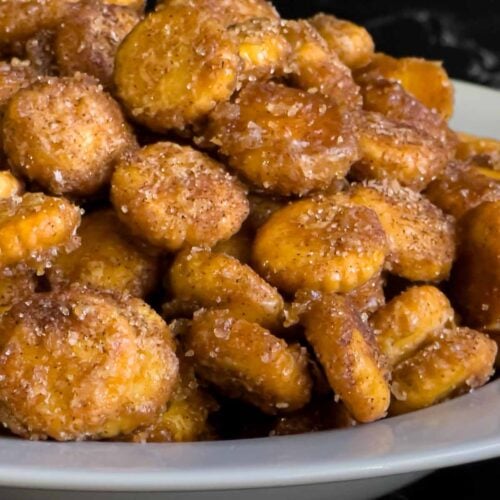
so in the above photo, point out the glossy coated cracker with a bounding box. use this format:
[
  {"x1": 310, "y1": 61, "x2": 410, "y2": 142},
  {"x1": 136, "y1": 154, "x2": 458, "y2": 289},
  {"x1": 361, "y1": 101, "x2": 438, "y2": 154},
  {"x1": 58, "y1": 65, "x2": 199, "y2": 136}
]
[
  {"x1": 164, "y1": 248, "x2": 284, "y2": 329},
  {"x1": 229, "y1": 18, "x2": 290, "y2": 82},
  {"x1": 155, "y1": 0, "x2": 279, "y2": 25},
  {"x1": 351, "y1": 111, "x2": 449, "y2": 191},
  {"x1": 296, "y1": 291, "x2": 390, "y2": 423},
  {"x1": 452, "y1": 201, "x2": 500, "y2": 332},
  {"x1": 0, "y1": 286, "x2": 179, "y2": 440},
  {"x1": 349, "y1": 181, "x2": 455, "y2": 282},
  {"x1": 206, "y1": 81, "x2": 359, "y2": 196},
  {"x1": 186, "y1": 309, "x2": 312, "y2": 414},
  {"x1": 370, "y1": 285, "x2": 455, "y2": 366},
  {"x1": 282, "y1": 20, "x2": 361, "y2": 110},
  {"x1": 54, "y1": 0, "x2": 142, "y2": 88},
  {"x1": 360, "y1": 79, "x2": 457, "y2": 158},
  {"x1": 111, "y1": 142, "x2": 249, "y2": 251},
  {"x1": 114, "y1": 4, "x2": 240, "y2": 132},
  {"x1": 309, "y1": 13, "x2": 374, "y2": 70},
  {"x1": 390, "y1": 328, "x2": 496, "y2": 415},
  {"x1": 425, "y1": 161, "x2": 500, "y2": 220},
  {"x1": 3, "y1": 75, "x2": 136, "y2": 196},
  {"x1": 355, "y1": 53, "x2": 454, "y2": 120},
  {"x1": 125, "y1": 353, "x2": 217, "y2": 442},
  {"x1": 252, "y1": 196, "x2": 388, "y2": 294},
  {"x1": 0, "y1": 0, "x2": 78, "y2": 49},
  {"x1": 0, "y1": 192, "x2": 81, "y2": 272},
  {"x1": 48, "y1": 209, "x2": 159, "y2": 298}
]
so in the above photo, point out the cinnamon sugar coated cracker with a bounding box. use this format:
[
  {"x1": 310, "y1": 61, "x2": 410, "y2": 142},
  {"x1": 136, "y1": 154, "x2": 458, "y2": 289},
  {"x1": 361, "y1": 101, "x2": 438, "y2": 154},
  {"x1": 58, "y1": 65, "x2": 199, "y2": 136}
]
[
  {"x1": 2, "y1": 75, "x2": 136, "y2": 196},
  {"x1": 0, "y1": 0, "x2": 495, "y2": 442},
  {"x1": 155, "y1": 0, "x2": 279, "y2": 24},
  {"x1": 0, "y1": 193, "x2": 81, "y2": 272},
  {"x1": 0, "y1": 286, "x2": 179, "y2": 440},
  {"x1": 204, "y1": 81, "x2": 359, "y2": 196},
  {"x1": 114, "y1": 3, "x2": 241, "y2": 132},
  {"x1": 54, "y1": 1, "x2": 142, "y2": 88},
  {"x1": 0, "y1": 1, "x2": 79, "y2": 49},
  {"x1": 295, "y1": 291, "x2": 390, "y2": 423},
  {"x1": 111, "y1": 142, "x2": 249, "y2": 251},
  {"x1": 165, "y1": 247, "x2": 284, "y2": 330},
  {"x1": 186, "y1": 309, "x2": 312, "y2": 414},
  {"x1": 252, "y1": 196, "x2": 388, "y2": 294},
  {"x1": 47, "y1": 209, "x2": 160, "y2": 298},
  {"x1": 351, "y1": 111, "x2": 449, "y2": 191},
  {"x1": 348, "y1": 181, "x2": 456, "y2": 282}
]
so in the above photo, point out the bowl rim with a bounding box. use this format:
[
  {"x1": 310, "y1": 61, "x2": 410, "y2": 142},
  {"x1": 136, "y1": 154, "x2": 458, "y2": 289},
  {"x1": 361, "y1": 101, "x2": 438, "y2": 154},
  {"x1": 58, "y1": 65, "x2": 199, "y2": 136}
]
[
  {"x1": 0, "y1": 380, "x2": 500, "y2": 491},
  {"x1": 0, "y1": 80, "x2": 499, "y2": 493}
]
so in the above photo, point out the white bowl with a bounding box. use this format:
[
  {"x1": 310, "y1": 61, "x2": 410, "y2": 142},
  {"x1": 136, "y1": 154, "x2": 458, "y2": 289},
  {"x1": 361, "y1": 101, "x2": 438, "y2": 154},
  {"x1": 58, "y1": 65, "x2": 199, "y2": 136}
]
[{"x1": 1, "y1": 80, "x2": 499, "y2": 500}]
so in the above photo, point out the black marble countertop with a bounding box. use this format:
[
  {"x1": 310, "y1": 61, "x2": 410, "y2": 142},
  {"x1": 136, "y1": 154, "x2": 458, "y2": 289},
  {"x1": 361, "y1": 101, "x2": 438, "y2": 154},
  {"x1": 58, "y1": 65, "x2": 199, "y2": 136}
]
[{"x1": 380, "y1": 457, "x2": 499, "y2": 499}]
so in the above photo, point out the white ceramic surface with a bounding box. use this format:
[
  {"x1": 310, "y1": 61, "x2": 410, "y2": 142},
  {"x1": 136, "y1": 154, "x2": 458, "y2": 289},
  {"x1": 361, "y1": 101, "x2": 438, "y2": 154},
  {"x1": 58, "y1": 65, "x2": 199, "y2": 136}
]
[{"x1": 0, "y1": 80, "x2": 499, "y2": 500}]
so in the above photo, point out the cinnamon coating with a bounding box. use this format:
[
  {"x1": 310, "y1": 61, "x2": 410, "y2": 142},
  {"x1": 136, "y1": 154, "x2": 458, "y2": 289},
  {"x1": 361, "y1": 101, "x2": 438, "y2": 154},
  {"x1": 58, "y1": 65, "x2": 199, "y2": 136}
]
[
  {"x1": 54, "y1": 0, "x2": 142, "y2": 88},
  {"x1": 205, "y1": 81, "x2": 359, "y2": 196},
  {"x1": 186, "y1": 309, "x2": 312, "y2": 414},
  {"x1": 165, "y1": 248, "x2": 284, "y2": 329},
  {"x1": 3, "y1": 75, "x2": 136, "y2": 196},
  {"x1": 0, "y1": 286, "x2": 179, "y2": 440},
  {"x1": 252, "y1": 196, "x2": 388, "y2": 294},
  {"x1": 114, "y1": 4, "x2": 240, "y2": 132},
  {"x1": 111, "y1": 142, "x2": 249, "y2": 251},
  {"x1": 296, "y1": 291, "x2": 390, "y2": 423}
]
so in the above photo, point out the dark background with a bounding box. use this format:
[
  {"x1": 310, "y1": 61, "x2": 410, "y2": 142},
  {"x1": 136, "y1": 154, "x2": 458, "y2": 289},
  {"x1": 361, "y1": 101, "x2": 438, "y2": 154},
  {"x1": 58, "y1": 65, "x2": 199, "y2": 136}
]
[
  {"x1": 149, "y1": 0, "x2": 500, "y2": 498},
  {"x1": 273, "y1": 0, "x2": 500, "y2": 88}
]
